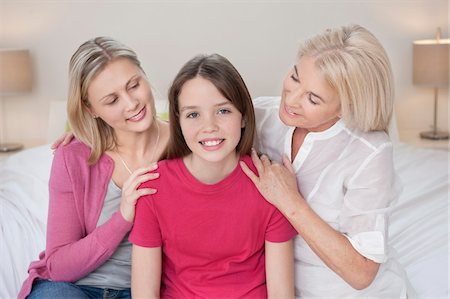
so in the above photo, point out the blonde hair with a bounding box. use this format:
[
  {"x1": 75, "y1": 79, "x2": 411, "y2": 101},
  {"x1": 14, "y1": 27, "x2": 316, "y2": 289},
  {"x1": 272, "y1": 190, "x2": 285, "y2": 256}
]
[
  {"x1": 67, "y1": 37, "x2": 144, "y2": 164},
  {"x1": 298, "y1": 24, "x2": 394, "y2": 132}
]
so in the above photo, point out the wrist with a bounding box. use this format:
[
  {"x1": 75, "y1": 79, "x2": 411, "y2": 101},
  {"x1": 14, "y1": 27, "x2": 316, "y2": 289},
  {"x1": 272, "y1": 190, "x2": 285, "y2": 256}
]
[{"x1": 282, "y1": 193, "x2": 306, "y2": 221}]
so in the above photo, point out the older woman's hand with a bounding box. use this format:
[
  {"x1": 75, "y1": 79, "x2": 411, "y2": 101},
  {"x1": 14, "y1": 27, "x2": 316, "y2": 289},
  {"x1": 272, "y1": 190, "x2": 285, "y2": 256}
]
[{"x1": 240, "y1": 149, "x2": 302, "y2": 215}]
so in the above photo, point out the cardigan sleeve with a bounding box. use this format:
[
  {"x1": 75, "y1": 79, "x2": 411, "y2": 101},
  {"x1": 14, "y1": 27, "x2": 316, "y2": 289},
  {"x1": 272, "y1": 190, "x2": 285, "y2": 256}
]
[{"x1": 44, "y1": 143, "x2": 133, "y2": 282}]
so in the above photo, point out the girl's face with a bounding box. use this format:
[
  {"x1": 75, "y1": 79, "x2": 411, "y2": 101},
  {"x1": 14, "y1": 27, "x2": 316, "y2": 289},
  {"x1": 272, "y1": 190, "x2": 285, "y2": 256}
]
[
  {"x1": 279, "y1": 55, "x2": 341, "y2": 132},
  {"x1": 178, "y1": 76, "x2": 244, "y2": 167},
  {"x1": 86, "y1": 58, "x2": 156, "y2": 137}
]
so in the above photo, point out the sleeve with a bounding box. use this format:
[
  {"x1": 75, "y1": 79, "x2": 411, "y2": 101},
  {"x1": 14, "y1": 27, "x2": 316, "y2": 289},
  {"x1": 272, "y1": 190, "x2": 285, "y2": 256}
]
[
  {"x1": 340, "y1": 143, "x2": 402, "y2": 263},
  {"x1": 44, "y1": 145, "x2": 133, "y2": 281},
  {"x1": 129, "y1": 193, "x2": 162, "y2": 248},
  {"x1": 265, "y1": 208, "x2": 298, "y2": 243}
]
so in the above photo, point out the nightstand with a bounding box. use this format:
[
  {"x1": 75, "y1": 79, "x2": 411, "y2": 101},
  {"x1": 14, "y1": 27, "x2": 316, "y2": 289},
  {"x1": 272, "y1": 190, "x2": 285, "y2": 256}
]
[
  {"x1": 0, "y1": 140, "x2": 47, "y2": 161},
  {"x1": 0, "y1": 147, "x2": 22, "y2": 160},
  {"x1": 399, "y1": 129, "x2": 449, "y2": 151}
]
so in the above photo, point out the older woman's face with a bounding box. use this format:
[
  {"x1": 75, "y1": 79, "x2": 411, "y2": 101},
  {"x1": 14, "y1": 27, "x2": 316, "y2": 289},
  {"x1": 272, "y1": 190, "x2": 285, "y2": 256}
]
[
  {"x1": 279, "y1": 55, "x2": 341, "y2": 132},
  {"x1": 86, "y1": 58, "x2": 156, "y2": 137}
]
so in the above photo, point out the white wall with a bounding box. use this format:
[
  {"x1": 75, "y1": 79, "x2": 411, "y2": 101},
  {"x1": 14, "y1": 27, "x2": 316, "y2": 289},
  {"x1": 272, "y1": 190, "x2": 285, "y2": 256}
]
[{"x1": 0, "y1": 0, "x2": 448, "y2": 146}]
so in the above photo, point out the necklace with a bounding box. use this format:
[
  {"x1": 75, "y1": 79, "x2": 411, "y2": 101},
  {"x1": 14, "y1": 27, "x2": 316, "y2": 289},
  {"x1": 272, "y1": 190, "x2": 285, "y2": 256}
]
[{"x1": 115, "y1": 121, "x2": 160, "y2": 175}]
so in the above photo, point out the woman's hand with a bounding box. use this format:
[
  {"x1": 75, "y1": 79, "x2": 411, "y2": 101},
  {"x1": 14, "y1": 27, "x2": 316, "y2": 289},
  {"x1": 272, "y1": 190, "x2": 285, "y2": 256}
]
[
  {"x1": 51, "y1": 132, "x2": 75, "y2": 150},
  {"x1": 120, "y1": 163, "x2": 159, "y2": 223},
  {"x1": 240, "y1": 149, "x2": 302, "y2": 215}
]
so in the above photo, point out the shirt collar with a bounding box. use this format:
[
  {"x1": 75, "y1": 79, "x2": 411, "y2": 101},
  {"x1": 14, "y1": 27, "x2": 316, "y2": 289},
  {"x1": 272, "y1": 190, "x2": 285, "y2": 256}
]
[{"x1": 304, "y1": 119, "x2": 346, "y2": 141}]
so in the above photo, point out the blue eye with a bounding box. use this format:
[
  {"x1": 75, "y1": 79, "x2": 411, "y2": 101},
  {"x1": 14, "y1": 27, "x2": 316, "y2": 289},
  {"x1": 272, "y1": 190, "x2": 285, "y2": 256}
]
[
  {"x1": 186, "y1": 112, "x2": 199, "y2": 118},
  {"x1": 218, "y1": 108, "x2": 231, "y2": 115}
]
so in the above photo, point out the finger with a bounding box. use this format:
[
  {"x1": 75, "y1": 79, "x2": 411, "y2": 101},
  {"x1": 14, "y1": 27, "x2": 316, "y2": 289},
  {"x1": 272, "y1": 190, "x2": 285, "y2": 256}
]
[
  {"x1": 250, "y1": 148, "x2": 264, "y2": 173},
  {"x1": 137, "y1": 188, "x2": 157, "y2": 197},
  {"x1": 124, "y1": 163, "x2": 159, "y2": 188},
  {"x1": 282, "y1": 154, "x2": 295, "y2": 174},
  {"x1": 124, "y1": 187, "x2": 156, "y2": 205},
  {"x1": 240, "y1": 161, "x2": 260, "y2": 185},
  {"x1": 260, "y1": 154, "x2": 271, "y2": 167},
  {"x1": 128, "y1": 172, "x2": 160, "y2": 192},
  {"x1": 62, "y1": 132, "x2": 75, "y2": 145},
  {"x1": 51, "y1": 136, "x2": 65, "y2": 150},
  {"x1": 133, "y1": 163, "x2": 159, "y2": 175}
]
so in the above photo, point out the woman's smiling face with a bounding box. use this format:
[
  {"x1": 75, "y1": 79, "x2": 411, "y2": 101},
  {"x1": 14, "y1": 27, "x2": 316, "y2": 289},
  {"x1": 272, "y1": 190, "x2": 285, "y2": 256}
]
[
  {"x1": 279, "y1": 55, "x2": 341, "y2": 132},
  {"x1": 86, "y1": 58, "x2": 156, "y2": 136}
]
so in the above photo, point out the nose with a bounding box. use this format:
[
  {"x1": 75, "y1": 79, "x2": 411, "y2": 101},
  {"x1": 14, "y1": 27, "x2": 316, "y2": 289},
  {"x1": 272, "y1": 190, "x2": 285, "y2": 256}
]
[
  {"x1": 123, "y1": 92, "x2": 139, "y2": 111},
  {"x1": 284, "y1": 85, "x2": 304, "y2": 108},
  {"x1": 201, "y1": 113, "x2": 219, "y2": 133}
]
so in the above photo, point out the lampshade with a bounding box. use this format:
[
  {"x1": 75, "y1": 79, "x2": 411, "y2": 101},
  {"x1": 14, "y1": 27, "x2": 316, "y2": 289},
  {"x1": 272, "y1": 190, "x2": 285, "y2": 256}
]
[
  {"x1": 0, "y1": 49, "x2": 33, "y2": 93},
  {"x1": 413, "y1": 39, "x2": 449, "y2": 87}
]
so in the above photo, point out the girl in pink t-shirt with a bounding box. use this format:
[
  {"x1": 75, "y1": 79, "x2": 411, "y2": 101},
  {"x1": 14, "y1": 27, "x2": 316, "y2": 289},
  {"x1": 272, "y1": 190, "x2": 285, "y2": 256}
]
[{"x1": 129, "y1": 54, "x2": 297, "y2": 298}]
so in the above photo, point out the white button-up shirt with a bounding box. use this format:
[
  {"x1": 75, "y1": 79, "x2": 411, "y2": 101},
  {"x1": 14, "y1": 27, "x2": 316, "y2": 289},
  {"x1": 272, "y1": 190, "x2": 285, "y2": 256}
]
[{"x1": 254, "y1": 96, "x2": 412, "y2": 298}]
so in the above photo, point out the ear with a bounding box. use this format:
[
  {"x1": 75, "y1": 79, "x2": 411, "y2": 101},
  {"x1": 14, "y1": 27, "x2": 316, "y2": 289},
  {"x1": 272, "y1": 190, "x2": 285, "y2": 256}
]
[
  {"x1": 241, "y1": 117, "x2": 246, "y2": 128},
  {"x1": 84, "y1": 101, "x2": 98, "y2": 118}
]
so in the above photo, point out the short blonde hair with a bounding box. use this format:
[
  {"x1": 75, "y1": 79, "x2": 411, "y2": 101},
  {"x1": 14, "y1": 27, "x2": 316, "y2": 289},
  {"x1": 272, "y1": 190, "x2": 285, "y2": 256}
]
[
  {"x1": 298, "y1": 24, "x2": 394, "y2": 132},
  {"x1": 67, "y1": 37, "x2": 144, "y2": 164}
]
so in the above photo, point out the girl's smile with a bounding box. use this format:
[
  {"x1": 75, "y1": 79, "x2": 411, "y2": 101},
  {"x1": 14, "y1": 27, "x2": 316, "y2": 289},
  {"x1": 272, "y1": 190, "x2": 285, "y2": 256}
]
[{"x1": 178, "y1": 76, "x2": 244, "y2": 182}]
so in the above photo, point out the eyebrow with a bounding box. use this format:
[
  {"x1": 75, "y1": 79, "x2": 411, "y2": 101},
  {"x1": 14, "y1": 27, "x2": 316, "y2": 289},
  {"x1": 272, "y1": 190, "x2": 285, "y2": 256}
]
[
  {"x1": 98, "y1": 75, "x2": 140, "y2": 103},
  {"x1": 180, "y1": 100, "x2": 231, "y2": 112},
  {"x1": 293, "y1": 65, "x2": 299, "y2": 77}
]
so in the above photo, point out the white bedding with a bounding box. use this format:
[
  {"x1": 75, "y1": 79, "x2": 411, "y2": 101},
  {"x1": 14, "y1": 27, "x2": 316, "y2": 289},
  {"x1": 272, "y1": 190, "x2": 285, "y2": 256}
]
[{"x1": 0, "y1": 143, "x2": 448, "y2": 299}]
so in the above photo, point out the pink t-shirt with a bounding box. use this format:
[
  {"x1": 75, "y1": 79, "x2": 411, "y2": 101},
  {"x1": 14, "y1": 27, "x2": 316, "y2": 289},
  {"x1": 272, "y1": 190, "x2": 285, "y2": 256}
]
[{"x1": 130, "y1": 155, "x2": 297, "y2": 298}]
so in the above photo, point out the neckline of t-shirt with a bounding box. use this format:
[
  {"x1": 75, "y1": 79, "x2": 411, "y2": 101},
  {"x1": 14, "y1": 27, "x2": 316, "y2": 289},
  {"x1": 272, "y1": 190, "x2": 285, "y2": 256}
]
[{"x1": 175, "y1": 156, "x2": 247, "y2": 194}]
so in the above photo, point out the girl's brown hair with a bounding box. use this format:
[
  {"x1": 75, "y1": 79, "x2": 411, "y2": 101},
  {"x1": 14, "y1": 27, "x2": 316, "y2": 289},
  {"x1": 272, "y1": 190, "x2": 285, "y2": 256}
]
[{"x1": 165, "y1": 54, "x2": 255, "y2": 159}]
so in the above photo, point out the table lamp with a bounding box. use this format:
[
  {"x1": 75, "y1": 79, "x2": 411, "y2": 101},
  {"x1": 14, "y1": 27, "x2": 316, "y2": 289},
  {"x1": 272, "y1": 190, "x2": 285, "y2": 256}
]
[
  {"x1": 413, "y1": 28, "x2": 449, "y2": 140},
  {"x1": 0, "y1": 49, "x2": 33, "y2": 152}
]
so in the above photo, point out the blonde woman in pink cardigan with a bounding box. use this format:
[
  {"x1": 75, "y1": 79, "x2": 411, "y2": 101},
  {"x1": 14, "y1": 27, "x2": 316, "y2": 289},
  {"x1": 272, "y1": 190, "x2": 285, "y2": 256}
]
[{"x1": 19, "y1": 37, "x2": 169, "y2": 299}]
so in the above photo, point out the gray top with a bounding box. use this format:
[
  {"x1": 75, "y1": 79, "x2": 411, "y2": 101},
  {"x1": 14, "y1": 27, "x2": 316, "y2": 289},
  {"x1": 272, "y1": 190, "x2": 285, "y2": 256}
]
[{"x1": 75, "y1": 179, "x2": 131, "y2": 290}]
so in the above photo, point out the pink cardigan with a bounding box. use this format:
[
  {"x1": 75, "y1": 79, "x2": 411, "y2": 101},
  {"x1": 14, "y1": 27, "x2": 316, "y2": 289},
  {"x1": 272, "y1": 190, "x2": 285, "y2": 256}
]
[{"x1": 18, "y1": 140, "x2": 133, "y2": 299}]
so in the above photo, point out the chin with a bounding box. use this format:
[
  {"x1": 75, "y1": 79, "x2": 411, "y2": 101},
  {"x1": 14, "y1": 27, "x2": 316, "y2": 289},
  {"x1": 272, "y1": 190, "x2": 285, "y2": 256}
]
[{"x1": 279, "y1": 110, "x2": 300, "y2": 127}]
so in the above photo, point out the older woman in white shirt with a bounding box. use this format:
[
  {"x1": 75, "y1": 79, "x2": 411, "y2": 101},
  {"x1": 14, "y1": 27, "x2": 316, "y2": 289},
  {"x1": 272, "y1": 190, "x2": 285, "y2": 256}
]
[{"x1": 241, "y1": 24, "x2": 414, "y2": 298}]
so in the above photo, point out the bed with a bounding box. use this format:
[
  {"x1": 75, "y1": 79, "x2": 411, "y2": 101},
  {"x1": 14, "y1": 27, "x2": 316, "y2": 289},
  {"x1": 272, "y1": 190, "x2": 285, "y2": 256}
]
[{"x1": 0, "y1": 121, "x2": 448, "y2": 299}]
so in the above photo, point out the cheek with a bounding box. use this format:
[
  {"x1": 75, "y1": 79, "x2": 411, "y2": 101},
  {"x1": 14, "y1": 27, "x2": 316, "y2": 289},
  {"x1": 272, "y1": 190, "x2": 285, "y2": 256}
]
[
  {"x1": 231, "y1": 117, "x2": 245, "y2": 136},
  {"x1": 180, "y1": 120, "x2": 194, "y2": 140}
]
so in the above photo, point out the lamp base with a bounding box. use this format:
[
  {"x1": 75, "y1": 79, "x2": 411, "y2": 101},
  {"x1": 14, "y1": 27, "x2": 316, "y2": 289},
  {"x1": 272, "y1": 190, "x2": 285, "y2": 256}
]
[
  {"x1": 0, "y1": 142, "x2": 24, "y2": 152},
  {"x1": 420, "y1": 131, "x2": 449, "y2": 140}
]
